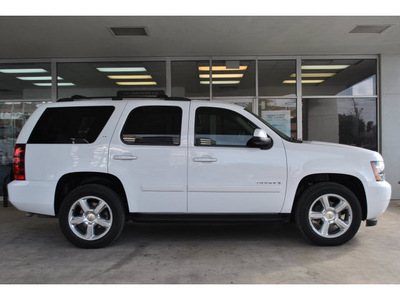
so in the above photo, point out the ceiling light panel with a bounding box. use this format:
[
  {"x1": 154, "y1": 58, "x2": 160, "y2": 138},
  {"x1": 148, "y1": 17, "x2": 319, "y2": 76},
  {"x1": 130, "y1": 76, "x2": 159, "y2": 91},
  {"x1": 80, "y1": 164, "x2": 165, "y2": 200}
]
[
  {"x1": 0, "y1": 68, "x2": 48, "y2": 74},
  {"x1": 107, "y1": 75, "x2": 152, "y2": 80},
  {"x1": 290, "y1": 73, "x2": 336, "y2": 78},
  {"x1": 34, "y1": 83, "x2": 74, "y2": 86},
  {"x1": 283, "y1": 80, "x2": 324, "y2": 84},
  {"x1": 17, "y1": 76, "x2": 63, "y2": 81},
  {"x1": 200, "y1": 81, "x2": 240, "y2": 85},
  {"x1": 199, "y1": 74, "x2": 244, "y2": 79},
  {"x1": 198, "y1": 66, "x2": 248, "y2": 72},
  {"x1": 97, "y1": 67, "x2": 147, "y2": 72},
  {"x1": 301, "y1": 65, "x2": 349, "y2": 70},
  {"x1": 116, "y1": 81, "x2": 157, "y2": 86}
]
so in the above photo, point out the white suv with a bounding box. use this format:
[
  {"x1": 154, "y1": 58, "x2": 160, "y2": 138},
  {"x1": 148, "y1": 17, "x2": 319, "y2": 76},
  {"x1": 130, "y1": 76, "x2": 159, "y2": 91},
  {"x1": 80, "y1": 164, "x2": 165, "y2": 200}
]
[{"x1": 8, "y1": 92, "x2": 392, "y2": 248}]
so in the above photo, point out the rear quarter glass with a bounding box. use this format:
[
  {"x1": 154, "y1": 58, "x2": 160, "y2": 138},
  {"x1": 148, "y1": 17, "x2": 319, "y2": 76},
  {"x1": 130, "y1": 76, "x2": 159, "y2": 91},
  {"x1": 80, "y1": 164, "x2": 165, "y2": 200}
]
[{"x1": 28, "y1": 106, "x2": 115, "y2": 144}]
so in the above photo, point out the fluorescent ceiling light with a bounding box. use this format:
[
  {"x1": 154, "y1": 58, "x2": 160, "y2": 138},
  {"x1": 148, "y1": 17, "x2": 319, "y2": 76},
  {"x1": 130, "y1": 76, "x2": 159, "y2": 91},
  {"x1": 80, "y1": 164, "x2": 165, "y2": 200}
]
[
  {"x1": 0, "y1": 68, "x2": 48, "y2": 74},
  {"x1": 301, "y1": 65, "x2": 349, "y2": 70},
  {"x1": 199, "y1": 74, "x2": 244, "y2": 79},
  {"x1": 200, "y1": 81, "x2": 240, "y2": 85},
  {"x1": 198, "y1": 66, "x2": 248, "y2": 71},
  {"x1": 33, "y1": 83, "x2": 75, "y2": 86},
  {"x1": 17, "y1": 76, "x2": 63, "y2": 81},
  {"x1": 97, "y1": 67, "x2": 147, "y2": 72},
  {"x1": 107, "y1": 75, "x2": 153, "y2": 79},
  {"x1": 283, "y1": 80, "x2": 325, "y2": 84},
  {"x1": 290, "y1": 73, "x2": 336, "y2": 78},
  {"x1": 116, "y1": 81, "x2": 157, "y2": 86}
]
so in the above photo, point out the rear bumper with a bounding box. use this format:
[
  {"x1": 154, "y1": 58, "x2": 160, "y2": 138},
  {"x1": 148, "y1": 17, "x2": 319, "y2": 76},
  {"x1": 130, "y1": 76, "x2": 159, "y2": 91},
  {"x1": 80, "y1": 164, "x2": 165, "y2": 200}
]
[{"x1": 7, "y1": 180, "x2": 56, "y2": 216}]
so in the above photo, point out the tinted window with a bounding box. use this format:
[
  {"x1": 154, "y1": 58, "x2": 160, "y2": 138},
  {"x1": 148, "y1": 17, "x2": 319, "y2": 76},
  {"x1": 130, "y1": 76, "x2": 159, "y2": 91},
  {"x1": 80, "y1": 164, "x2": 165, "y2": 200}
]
[
  {"x1": 121, "y1": 106, "x2": 182, "y2": 146},
  {"x1": 195, "y1": 107, "x2": 258, "y2": 147},
  {"x1": 28, "y1": 106, "x2": 115, "y2": 144}
]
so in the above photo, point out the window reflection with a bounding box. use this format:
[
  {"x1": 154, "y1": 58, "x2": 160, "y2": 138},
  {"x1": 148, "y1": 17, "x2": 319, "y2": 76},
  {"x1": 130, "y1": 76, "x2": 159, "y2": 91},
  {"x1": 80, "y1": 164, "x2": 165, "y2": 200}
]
[
  {"x1": 259, "y1": 98, "x2": 297, "y2": 139},
  {"x1": 301, "y1": 59, "x2": 377, "y2": 96},
  {"x1": 211, "y1": 60, "x2": 255, "y2": 97},
  {"x1": 0, "y1": 63, "x2": 52, "y2": 100},
  {"x1": 172, "y1": 61, "x2": 210, "y2": 98},
  {"x1": 57, "y1": 62, "x2": 166, "y2": 99},
  {"x1": 258, "y1": 60, "x2": 296, "y2": 97},
  {"x1": 302, "y1": 98, "x2": 377, "y2": 150}
]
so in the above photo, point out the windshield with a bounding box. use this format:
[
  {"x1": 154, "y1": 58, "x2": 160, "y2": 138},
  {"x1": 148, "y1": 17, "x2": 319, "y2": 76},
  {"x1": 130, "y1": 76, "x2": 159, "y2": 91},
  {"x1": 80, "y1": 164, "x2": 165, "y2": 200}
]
[{"x1": 246, "y1": 110, "x2": 296, "y2": 142}]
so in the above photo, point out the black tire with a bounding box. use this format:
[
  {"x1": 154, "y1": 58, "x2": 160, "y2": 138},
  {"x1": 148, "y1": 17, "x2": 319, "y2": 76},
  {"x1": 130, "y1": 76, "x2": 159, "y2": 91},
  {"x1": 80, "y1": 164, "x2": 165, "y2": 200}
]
[
  {"x1": 295, "y1": 182, "x2": 362, "y2": 246},
  {"x1": 59, "y1": 184, "x2": 126, "y2": 248}
]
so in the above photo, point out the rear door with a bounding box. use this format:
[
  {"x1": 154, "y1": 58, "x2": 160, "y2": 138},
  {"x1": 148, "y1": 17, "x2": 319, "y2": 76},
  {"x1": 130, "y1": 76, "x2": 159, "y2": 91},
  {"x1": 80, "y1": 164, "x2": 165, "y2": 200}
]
[{"x1": 108, "y1": 101, "x2": 190, "y2": 213}]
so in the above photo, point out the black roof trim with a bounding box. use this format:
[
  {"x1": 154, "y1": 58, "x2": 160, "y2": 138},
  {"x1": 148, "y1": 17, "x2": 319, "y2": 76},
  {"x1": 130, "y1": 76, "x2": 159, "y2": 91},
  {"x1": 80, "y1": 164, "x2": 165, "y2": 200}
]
[{"x1": 57, "y1": 91, "x2": 191, "y2": 102}]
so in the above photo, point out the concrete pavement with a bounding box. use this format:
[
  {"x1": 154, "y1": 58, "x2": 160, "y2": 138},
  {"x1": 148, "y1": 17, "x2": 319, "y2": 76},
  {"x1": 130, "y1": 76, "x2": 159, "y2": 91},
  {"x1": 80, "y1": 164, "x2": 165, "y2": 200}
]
[{"x1": 0, "y1": 201, "x2": 399, "y2": 284}]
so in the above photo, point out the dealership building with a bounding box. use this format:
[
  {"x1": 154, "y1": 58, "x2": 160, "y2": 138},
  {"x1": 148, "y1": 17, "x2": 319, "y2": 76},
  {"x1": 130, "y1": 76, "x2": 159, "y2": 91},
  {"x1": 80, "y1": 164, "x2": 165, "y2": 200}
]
[{"x1": 0, "y1": 16, "x2": 399, "y2": 199}]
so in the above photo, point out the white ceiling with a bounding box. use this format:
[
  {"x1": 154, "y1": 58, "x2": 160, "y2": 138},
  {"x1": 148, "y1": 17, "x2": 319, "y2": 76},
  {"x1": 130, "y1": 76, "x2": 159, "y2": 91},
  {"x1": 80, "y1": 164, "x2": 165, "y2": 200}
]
[{"x1": 1, "y1": 16, "x2": 400, "y2": 59}]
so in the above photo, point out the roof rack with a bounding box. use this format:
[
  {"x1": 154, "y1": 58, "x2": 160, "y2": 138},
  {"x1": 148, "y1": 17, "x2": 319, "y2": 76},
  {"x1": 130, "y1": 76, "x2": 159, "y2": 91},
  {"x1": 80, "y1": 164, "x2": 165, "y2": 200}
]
[{"x1": 57, "y1": 90, "x2": 191, "y2": 102}]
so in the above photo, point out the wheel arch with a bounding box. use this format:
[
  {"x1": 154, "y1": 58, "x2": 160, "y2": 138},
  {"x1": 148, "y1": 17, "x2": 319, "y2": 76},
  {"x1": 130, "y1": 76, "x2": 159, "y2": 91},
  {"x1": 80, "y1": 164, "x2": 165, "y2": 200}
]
[
  {"x1": 291, "y1": 173, "x2": 367, "y2": 221},
  {"x1": 54, "y1": 172, "x2": 128, "y2": 216}
]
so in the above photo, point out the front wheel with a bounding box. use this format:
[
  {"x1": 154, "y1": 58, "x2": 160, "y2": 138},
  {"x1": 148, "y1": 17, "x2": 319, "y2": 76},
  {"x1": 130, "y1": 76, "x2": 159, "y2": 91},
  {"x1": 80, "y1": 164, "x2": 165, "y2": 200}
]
[
  {"x1": 59, "y1": 184, "x2": 126, "y2": 248},
  {"x1": 295, "y1": 182, "x2": 362, "y2": 246}
]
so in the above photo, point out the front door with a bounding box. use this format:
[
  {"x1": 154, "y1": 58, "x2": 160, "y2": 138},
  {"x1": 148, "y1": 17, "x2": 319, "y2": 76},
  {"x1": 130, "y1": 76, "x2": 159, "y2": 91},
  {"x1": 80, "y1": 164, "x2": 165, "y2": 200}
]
[{"x1": 187, "y1": 103, "x2": 287, "y2": 213}]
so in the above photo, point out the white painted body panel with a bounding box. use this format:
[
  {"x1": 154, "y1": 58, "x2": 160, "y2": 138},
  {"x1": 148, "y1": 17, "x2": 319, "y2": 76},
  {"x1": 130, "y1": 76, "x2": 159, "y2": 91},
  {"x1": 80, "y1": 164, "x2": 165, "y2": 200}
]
[
  {"x1": 281, "y1": 140, "x2": 391, "y2": 218},
  {"x1": 8, "y1": 99, "x2": 391, "y2": 222},
  {"x1": 108, "y1": 101, "x2": 190, "y2": 213}
]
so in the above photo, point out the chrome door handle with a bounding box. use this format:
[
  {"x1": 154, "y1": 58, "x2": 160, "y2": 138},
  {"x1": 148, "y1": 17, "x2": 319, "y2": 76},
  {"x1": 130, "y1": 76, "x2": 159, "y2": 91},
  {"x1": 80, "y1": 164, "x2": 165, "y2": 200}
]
[
  {"x1": 113, "y1": 155, "x2": 138, "y2": 161},
  {"x1": 193, "y1": 156, "x2": 217, "y2": 163}
]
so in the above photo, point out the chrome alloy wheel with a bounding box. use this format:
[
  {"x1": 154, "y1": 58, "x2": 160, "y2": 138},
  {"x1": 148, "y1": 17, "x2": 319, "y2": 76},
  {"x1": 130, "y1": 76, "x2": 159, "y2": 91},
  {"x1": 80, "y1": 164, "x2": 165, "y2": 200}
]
[
  {"x1": 68, "y1": 196, "x2": 113, "y2": 241},
  {"x1": 308, "y1": 194, "x2": 353, "y2": 239}
]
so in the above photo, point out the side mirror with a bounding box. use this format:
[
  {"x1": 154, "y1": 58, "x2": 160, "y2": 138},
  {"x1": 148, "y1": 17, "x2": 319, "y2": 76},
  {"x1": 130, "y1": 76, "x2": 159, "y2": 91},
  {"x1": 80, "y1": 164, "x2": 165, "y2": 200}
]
[{"x1": 252, "y1": 129, "x2": 273, "y2": 150}]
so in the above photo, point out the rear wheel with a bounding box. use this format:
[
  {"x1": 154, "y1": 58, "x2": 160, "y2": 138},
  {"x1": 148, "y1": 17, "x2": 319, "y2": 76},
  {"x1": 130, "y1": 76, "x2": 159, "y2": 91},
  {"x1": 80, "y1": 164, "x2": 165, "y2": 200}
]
[
  {"x1": 295, "y1": 182, "x2": 362, "y2": 246},
  {"x1": 59, "y1": 184, "x2": 126, "y2": 248}
]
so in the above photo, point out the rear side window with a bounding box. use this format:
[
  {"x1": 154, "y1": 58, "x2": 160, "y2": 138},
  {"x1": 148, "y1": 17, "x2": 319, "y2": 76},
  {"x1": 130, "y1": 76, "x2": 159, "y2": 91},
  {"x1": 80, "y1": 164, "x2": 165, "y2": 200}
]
[
  {"x1": 121, "y1": 106, "x2": 182, "y2": 146},
  {"x1": 28, "y1": 106, "x2": 115, "y2": 144}
]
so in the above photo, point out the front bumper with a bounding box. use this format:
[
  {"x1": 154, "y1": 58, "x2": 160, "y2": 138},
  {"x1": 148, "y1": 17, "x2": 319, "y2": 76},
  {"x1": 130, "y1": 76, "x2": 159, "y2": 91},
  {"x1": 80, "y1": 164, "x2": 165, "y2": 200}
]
[{"x1": 364, "y1": 180, "x2": 391, "y2": 220}]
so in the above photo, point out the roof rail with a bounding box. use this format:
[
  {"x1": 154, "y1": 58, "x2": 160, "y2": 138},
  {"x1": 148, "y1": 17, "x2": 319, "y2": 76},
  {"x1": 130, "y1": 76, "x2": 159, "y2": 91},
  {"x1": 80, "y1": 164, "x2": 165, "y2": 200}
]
[
  {"x1": 56, "y1": 90, "x2": 191, "y2": 102},
  {"x1": 57, "y1": 95, "x2": 121, "y2": 102}
]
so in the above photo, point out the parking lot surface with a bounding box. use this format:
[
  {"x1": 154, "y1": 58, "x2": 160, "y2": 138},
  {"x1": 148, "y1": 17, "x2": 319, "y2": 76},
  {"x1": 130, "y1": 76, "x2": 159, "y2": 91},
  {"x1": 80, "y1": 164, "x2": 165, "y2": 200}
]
[{"x1": 0, "y1": 201, "x2": 399, "y2": 284}]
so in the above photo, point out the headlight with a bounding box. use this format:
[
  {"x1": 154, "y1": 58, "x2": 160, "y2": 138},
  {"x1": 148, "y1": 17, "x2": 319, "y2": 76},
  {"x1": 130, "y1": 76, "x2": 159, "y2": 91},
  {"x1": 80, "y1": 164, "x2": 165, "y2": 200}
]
[{"x1": 371, "y1": 161, "x2": 385, "y2": 181}]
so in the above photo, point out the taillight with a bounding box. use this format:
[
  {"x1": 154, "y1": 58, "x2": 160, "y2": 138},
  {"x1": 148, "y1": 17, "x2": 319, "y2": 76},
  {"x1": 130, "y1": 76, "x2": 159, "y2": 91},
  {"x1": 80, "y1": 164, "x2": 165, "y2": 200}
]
[{"x1": 13, "y1": 144, "x2": 26, "y2": 180}]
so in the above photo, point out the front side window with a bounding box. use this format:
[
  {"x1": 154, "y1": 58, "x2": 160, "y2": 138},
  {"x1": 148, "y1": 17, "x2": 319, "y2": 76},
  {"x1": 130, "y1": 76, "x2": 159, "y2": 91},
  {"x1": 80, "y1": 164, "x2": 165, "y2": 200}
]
[
  {"x1": 195, "y1": 107, "x2": 258, "y2": 147},
  {"x1": 121, "y1": 106, "x2": 182, "y2": 146}
]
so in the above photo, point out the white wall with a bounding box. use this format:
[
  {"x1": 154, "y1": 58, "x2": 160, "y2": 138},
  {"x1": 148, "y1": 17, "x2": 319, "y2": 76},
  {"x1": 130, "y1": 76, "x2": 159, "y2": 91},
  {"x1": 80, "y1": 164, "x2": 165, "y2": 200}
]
[{"x1": 381, "y1": 55, "x2": 400, "y2": 199}]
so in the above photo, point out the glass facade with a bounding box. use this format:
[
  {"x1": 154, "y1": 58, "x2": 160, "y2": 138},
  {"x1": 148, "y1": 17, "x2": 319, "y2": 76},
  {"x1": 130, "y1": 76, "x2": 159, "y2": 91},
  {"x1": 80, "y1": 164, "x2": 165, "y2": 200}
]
[
  {"x1": 210, "y1": 60, "x2": 256, "y2": 97},
  {"x1": 302, "y1": 97, "x2": 377, "y2": 150},
  {"x1": 171, "y1": 60, "x2": 210, "y2": 98},
  {"x1": 0, "y1": 56, "x2": 380, "y2": 197},
  {"x1": 0, "y1": 62, "x2": 52, "y2": 196},
  {"x1": 301, "y1": 59, "x2": 378, "y2": 150},
  {"x1": 301, "y1": 59, "x2": 377, "y2": 96},
  {"x1": 57, "y1": 61, "x2": 166, "y2": 99},
  {"x1": 258, "y1": 60, "x2": 296, "y2": 97}
]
